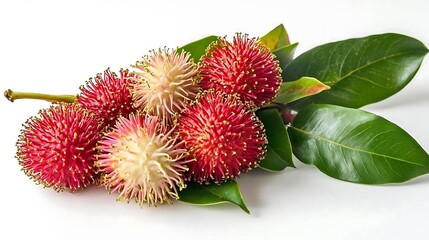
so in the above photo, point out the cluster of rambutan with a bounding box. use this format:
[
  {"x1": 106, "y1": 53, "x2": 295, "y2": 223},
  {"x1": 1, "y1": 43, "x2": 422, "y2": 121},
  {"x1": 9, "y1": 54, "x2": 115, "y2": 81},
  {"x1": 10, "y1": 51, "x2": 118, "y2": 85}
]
[{"x1": 12, "y1": 33, "x2": 282, "y2": 206}]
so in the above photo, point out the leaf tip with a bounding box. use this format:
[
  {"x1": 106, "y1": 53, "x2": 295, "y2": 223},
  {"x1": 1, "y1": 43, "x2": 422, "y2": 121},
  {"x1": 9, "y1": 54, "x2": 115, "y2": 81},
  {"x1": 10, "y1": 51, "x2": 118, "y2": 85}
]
[
  {"x1": 276, "y1": 23, "x2": 285, "y2": 29},
  {"x1": 242, "y1": 206, "x2": 251, "y2": 214},
  {"x1": 236, "y1": 201, "x2": 250, "y2": 214},
  {"x1": 288, "y1": 162, "x2": 297, "y2": 169}
]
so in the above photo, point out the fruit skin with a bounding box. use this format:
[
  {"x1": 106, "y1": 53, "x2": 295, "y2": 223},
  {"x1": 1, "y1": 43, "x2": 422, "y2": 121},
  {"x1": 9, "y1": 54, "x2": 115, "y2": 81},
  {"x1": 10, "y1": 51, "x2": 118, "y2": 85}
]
[
  {"x1": 16, "y1": 103, "x2": 102, "y2": 192},
  {"x1": 97, "y1": 113, "x2": 189, "y2": 206},
  {"x1": 131, "y1": 49, "x2": 200, "y2": 126},
  {"x1": 200, "y1": 33, "x2": 282, "y2": 108},
  {"x1": 78, "y1": 68, "x2": 135, "y2": 129},
  {"x1": 176, "y1": 91, "x2": 267, "y2": 184}
]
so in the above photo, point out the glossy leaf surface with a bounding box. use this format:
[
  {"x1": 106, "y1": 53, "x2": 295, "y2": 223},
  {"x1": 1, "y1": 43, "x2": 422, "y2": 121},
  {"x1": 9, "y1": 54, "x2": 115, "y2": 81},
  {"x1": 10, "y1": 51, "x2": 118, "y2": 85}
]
[
  {"x1": 179, "y1": 181, "x2": 249, "y2": 213},
  {"x1": 283, "y1": 33, "x2": 428, "y2": 108},
  {"x1": 178, "y1": 35, "x2": 218, "y2": 62},
  {"x1": 289, "y1": 104, "x2": 429, "y2": 184},
  {"x1": 257, "y1": 108, "x2": 294, "y2": 171}
]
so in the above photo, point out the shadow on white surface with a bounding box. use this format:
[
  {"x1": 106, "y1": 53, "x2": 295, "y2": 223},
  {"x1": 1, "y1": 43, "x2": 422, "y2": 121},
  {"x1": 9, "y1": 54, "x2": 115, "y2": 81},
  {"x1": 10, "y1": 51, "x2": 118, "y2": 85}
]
[{"x1": 367, "y1": 88, "x2": 429, "y2": 110}]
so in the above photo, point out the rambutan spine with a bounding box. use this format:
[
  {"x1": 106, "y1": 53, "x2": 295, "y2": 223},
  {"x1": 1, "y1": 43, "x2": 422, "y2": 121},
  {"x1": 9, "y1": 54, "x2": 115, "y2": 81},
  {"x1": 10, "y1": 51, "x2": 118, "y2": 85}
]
[
  {"x1": 97, "y1": 113, "x2": 190, "y2": 206},
  {"x1": 200, "y1": 33, "x2": 282, "y2": 108},
  {"x1": 131, "y1": 48, "x2": 200, "y2": 126},
  {"x1": 78, "y1": 68, "x2": 135, "y2": 128},
  {"x1": 16, "y1": 103, "x2": 102, "y2": 192},
  {"x1": 176, "y1": 91, "x2": 267, "y2": 184}
]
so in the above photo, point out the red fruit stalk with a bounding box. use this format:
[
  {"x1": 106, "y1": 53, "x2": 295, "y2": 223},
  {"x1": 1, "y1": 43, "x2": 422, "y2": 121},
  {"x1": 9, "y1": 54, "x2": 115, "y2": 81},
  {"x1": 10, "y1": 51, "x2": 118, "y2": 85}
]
[
  {"x1": 200, "y1": 33, "x2": 282, "y2": 107},
  {"x1": 177, "y1": 91, "x2": 267, "y2": 184},
  {"x1": 17, "y1": 104, "x2": 102, "y2": 192}
]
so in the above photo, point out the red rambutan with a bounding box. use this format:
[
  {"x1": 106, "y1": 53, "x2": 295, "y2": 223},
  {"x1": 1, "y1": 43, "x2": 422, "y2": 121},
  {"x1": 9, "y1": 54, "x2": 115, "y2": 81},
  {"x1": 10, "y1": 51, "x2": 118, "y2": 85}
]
[
  {"x1": 97, "y1": 113, "x2": 189, "y2": 206},
  {"x1": 200, "y1": 33, "x2": 282, "y2": 107},
  {"x1": 78, "y1": 68, "x2": 135, "y2": 128},
  {"x1": 176, "y1": 91, "x2": 267, "y2": 184},
  {"x1": 16, "y1": 104, "x2": 102, "y2": 192}
]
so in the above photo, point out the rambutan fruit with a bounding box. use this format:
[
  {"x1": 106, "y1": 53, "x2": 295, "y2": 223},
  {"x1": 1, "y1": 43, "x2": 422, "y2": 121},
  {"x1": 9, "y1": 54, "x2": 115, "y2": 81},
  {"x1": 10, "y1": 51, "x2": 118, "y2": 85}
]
[
  {"x1": 16, "y1": 103, "x2": 102, "y2": 192},
  {"x1": 78, "y1": 68, "x2": 135, "y2": 128},
  {"x1": 97, "y1": 113, "x2": 189, "y2": 206},
  {"x1": 176, "y1": 91, "x2": 267, "y2": 184},
  {"x1": 200, "y1": 33, "x2": 282, "y2": 107},
  {"x1": 131, "y1": 49, "x2": 199, "y2": 125}
]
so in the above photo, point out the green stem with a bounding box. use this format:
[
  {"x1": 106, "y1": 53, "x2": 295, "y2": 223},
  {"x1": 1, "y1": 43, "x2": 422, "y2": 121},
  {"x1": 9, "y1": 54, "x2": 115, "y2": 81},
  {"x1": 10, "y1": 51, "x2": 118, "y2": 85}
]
[
  {"x1": 258, "y1": 102, "x2": 286, "y2": 111},
  {"x1": 4, "y1": 89, "x2": 77, "y2": 103}
]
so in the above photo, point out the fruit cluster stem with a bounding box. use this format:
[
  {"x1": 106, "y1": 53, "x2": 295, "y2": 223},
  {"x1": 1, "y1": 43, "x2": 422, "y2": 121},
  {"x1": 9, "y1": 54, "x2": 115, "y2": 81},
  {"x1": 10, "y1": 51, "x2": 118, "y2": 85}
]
[
  {"x1": 4, "y1": 89, "x2": 77, "y2": 103},
  {"x1": 259, "y1": 102, "x2": 286, "y2": 112}
]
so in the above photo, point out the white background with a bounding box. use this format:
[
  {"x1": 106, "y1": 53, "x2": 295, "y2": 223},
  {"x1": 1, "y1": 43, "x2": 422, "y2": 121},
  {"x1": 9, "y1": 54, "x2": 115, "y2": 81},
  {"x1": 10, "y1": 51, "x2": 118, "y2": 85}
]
[{"x1": 1, "y1": 0, "x2": 429, "y2": 239}]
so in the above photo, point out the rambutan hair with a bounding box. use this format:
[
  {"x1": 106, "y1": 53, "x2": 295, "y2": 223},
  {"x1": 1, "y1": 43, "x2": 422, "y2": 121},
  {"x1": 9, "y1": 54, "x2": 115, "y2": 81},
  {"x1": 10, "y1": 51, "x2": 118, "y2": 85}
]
[
  {"x1": 78, "y1": 68, "x2": 135, "y2": 128},
  {"x1": 200, "y1": 33, "x2": 282, "y2": 107},
  {"x1": 97, "y1": 113, "x2": 190, "y2": 206},
  {"x1": 177, "y1": 91, "x2": 267, "y2": 183},
  {"x1": 131, "y1": 49, "x2": 200, "y2": 126},
  {"x1": 16, "y1": 104, "x2": 101, "y2": 192}
]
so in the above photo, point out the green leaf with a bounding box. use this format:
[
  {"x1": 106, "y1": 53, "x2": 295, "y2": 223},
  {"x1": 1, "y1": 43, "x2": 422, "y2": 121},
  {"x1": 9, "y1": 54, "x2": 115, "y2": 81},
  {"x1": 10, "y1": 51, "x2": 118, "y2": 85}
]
[
  {"x1": 273, "y1": 43, "x2": 298, "y2": 69},
  {"x1": 283, "y1": 33, "x2": 428, "y2": 109},
  {"x1": 275, "y1": 77, "x2": 330, "y2": 104},
  {"x1": 289, "y1": 104, "x2": 429, "y2": 184},
  {"x1": 256, "y1": 108, "x2": 294, "y2": 171},
  {"x1": 178, "y1": 35, "x2": 218, "y2": 62},
  {"x1": 179, "y1": 181, "x2": 250, "y2": 214},
  {"x1": 260, "y1": 24, "x2": 291, "y2": 51}
]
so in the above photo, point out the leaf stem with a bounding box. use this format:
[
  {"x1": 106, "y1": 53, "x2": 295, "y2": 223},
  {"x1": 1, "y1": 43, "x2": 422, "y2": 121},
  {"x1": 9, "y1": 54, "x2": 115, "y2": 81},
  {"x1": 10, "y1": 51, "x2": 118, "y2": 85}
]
[
  {"x1": 4, "y1": 89, "x2": 77, "y2": 103},
  {"x1": 259, "y1": 102, "x2": 286, "y2": 111}
]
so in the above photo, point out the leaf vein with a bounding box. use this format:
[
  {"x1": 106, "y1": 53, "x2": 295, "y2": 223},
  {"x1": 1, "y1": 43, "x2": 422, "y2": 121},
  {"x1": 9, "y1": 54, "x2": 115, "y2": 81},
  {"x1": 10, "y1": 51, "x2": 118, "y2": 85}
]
[
  {"x1": 290, "y1": 126, "x2": 429, "y2": 168},
  {"x1": 330, "y1": 50, "x2": 422, "y2": 85}
]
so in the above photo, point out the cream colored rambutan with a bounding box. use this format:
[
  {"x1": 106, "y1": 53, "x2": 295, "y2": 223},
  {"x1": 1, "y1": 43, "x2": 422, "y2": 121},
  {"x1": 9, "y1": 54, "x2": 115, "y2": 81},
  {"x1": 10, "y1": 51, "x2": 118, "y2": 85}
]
[
  {"x1": 96, "y1": 113, "x2": 189, "y2": 206},
  {"x1": 131, "y1": 49, "x2": 199, "y2": 126}
]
